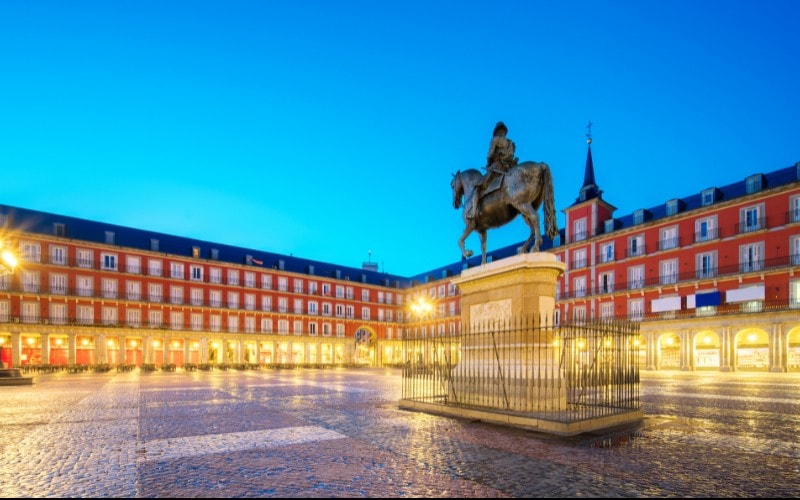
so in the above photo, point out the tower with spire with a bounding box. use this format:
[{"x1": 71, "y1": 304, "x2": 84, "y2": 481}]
[{"x1": 562, "y1": 122, "x2": 617, "y2": 244}]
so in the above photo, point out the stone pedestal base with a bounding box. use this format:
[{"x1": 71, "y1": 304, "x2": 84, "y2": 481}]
[{"x1": 449, "y1": 253, "x2": 566, "y2": 412}]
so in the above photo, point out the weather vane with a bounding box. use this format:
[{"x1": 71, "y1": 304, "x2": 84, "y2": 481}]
[{"x1": 586, "y1": 120, "x2": 593, "y2": 144}]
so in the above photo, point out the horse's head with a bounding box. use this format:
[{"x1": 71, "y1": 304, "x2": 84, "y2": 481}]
[{"x1": 450, "y1": 171, "x2": 463, "y2": 209}]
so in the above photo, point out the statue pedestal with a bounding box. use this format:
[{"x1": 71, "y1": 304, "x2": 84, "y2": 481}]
[{"x1": 449, "y1": 253, "x2": 566, "y2": 412}]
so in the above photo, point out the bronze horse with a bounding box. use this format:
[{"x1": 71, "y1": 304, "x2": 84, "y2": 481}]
[{"x1": 451, "y1": 161, "x2": 559, "y2": 264}]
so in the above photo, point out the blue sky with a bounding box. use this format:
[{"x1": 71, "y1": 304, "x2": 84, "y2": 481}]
[{"x1": 1, "y1": 1, "x2": 798, "y2": 276}]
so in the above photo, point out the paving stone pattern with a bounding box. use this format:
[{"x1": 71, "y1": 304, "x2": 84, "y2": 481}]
[{"x1": 0, "y1": 369, "x2": 798, "y2": 497}]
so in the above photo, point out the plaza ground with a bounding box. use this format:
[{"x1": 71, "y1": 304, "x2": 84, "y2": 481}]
[{"x1": 1, "y1": 368, "x2": 798, "y2": 497}]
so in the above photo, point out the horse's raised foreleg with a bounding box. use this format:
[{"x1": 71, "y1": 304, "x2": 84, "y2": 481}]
[{"x1": 458, "y1": 224, "x2": 474, "y2": 259}]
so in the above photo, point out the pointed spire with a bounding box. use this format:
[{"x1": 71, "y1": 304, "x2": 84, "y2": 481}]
[{"x1": 577, "y1": 121, "x2": 602, "y2": 203}]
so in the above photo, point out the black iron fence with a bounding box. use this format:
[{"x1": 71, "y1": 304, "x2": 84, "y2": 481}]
[{"x1": 401, "y1": 316, "x2": 640, "y2": 424}]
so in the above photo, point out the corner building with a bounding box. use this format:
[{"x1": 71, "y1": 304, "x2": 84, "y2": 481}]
[{"x1": 1, "y1": 144, "x2": 799, "y2": 373}]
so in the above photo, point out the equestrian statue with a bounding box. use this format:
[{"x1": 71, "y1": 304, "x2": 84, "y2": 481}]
[{"x1": 450, "y1": 121, "x2": 559, "y2": 265}]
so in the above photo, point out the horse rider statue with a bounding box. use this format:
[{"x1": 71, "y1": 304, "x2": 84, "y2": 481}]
[{"x1": 467, "y1": 121, "x2": 519, "y2": 221}]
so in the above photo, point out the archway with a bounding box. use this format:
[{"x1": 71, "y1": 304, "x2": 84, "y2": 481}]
[
  {"x1": 734, "y1": 328, "x2": 769, "y2": 370},
  {"x1": 354, "y1": 326, "x2": 376, "y2": 365},
  {"x1": 693, "y1": 330, "x2": 720, "y2": 370},
  {"x1": 657, "y1": 333, "x2": 681, "y2": 370}
]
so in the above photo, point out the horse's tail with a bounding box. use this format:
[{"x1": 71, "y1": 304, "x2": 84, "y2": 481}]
[{"x1": 542, "y1": 163, "x2": 559, "y2": 240}]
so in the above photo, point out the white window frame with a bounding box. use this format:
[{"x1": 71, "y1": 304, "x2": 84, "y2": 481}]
[{"x1": 739, "y1": 242, "x2": 764, "y2": 273}]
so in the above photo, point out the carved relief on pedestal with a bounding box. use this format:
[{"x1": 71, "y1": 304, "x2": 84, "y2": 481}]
[{"x1": 469, "y1": 299, "x2": 511, "y2": 329}]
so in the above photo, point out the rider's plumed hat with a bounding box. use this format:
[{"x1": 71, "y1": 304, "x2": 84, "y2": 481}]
[{"x1": 493, "y1": 121, "x2": 508, "y2": 135}]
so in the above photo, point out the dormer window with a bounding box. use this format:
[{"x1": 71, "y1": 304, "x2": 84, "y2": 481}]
[
  {"x1": 701, "y1": 188, "x2": 717, "y2": 207},
  {"x1": 745, "y1": 174, "x2": 764, "y2": 194},
  {"x1": 604, "y1": 219, "x2": 615, "y2": 233},
  {"x1": 633, "y1": 209, "x2": 645, "y2": 225},
  {"x1": 666, "y1": 199, "x2": 680, "y2": 216}
]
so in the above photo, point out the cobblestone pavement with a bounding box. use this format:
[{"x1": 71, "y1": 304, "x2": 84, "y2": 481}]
[{"x1": 1, "y1": 368, "x2": 798, "y2": 497}]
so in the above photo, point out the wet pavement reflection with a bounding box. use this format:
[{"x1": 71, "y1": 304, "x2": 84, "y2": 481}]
[{"x1": 0, "y1": 368, "x2": 797, "y2": 497}]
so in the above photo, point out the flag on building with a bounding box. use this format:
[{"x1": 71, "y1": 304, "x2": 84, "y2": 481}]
[{"x1": 252, "y1": 258, "x2": 263, "y2": 266}]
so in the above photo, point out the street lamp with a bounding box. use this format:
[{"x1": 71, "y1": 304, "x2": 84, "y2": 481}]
[{"x1": 0, "y1": 241, "x2": 18, "y2": 276}]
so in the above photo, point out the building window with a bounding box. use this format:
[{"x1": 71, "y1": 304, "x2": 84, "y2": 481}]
[
  {"x1": 169, "y1": 262, "x2": 183, "y2": 280},
  {"x1": 293, "y1": 279, "x2": 304, "y2": 293},
  {"x1": 308, "y1": 301, "x2": 318, "y2": 315},
  {"x1": 150, "y1": 239, "x2": 159, "y2": 251},
  {"x1": 695, "y1": 217, "x2": 718, "y2": 243},
  {"x1": 190, "y1": 265, "x2": 203, "y2": 281},
  {"x1": 149, "y1": 283, "x2": 163, "y2": 303},
  {"x1": 50, "y1": 274, "x2": 67, "y2": 295},
  {"x1": 361, "y1": 289, "x2": 370, "y2": 302},
  {"x1": 126, "y1": 256, "x2": 141, "y2": 274},
  {"x1": 261, "y1": 296, "x2": 272, "y2": 312},
  {"x1": 244, "y1": 272, "x2": 256, "y2": 288},
  {"x1": 745, "y1": 174, "x2": 763, "y2": 194},
  {"x1": 572, "y1": 248, "x2": 587, "y2": 269},
  {"x1": 101, "y1": 253, "x2": 118, "y2": 271},
  {"x1": 573, "y1": 217, "x2": 587, "y2": 241},
  {"x1": 573, "y1": 305, "x2": 586, "y2": 323},
  {"x1": 278, "y1": 297, "x2": 288, "y2": 313},
  {"x1": 790, "y1": 279, "x2": 800, "y2": 309},
  {"x1": 126, "y1": 281, "x2": 141, "y2": 301},
  {"x1": 105, "y1": 231, "x2": 115, "y2": 245},
  {"x1": 740, "y1": 204, "x2": 764, "y2": 233},
  {"x1": 740, "y1": 242, "x2": 764, "y2": 273},
  {"x1": 210, "y1": 267, "x2": 222, "y2": 284},
  {"x1": 278, "y1": 277, "x2": 288, "y2": 291},
  {"x1": 633, "y1": 209, "x2": 645, "y2": 225},
  {"x1": 361, "y1": 307, "x2": 370, "y2": 320},
  {"x1": 228, "y1": 292, "x2": 240, "y2": 309},
  {"x1": 211, "y1": 248, "x2": 219, "y2": 260},
  {"x1": 628, "y1": 235, "x2": 645, "y2": 257},
  {"x1": 789, "y1": 196, "x2": 800, "y2": 224},
  {"x1": 54, "y1": 223, "x2": 66, "y2": 237},
  {"x1": 628, "y1": 298, "x2": 644, "y2": 321},
  {"x1": 244, "y1": 294, "x2": 256, "y2": 311},
  {"x1": 191, "y1": 288, "x2": 203, "y2": 306},
  {"x1": 227, "y1": 269, "x2": 239, "y2": 286},
  {"x1": 50, "y1": 245, "x2": 67, "y2": 265},
  {"x1": 22, "y1": 271, "x2": 39, "y2": 293},
  {"x1": 696, "y1": 252, "x2": 717, "y2": 279},
  {"x1": 169, "y1": 311, "x2": 183, "y2": 330},
  {"x1": 102, "y1": 278, "x2": 118, "y2": 299},
  {"x1": 573, "y1": 276, "x2": 586, "y2": 298},
  {"x1": 600, "y1": 302, "x2": 614, "y2": 319},
  {"x1": 261, "y1": 274, "x2": 272, "y2": 289},
  {"x1": 701, "y1": 188, "x2": 716, "y2": 206},
  {"x1": 102, "y1": 306, "x2": 118, "y2": 326},
  {"x1": 599, "y1": 242, "x2": 614, "y2": 263},
  {"x1": 261, "y1": 318, "x2": 273, "y2": 333},
  {"x1": 170, "y1": 285, "x2": 184, "y2": 305},
  {"x1": 191, "y1": 313, "x2": 203, "y2": 331},
  {"x1": 125, "y1": 309, "x2": 142, "y2": 328},
  {"x1": 210, "y1": 290, "x2": 222, "y2": 307},
  {"x1": 208, "y1": 315, "x2": 220, "y2": 332},
  {"x1": 604, "y1": 219, "x2": 615, "y2": 233},
  {"x1": 229, "y1": 316, "x2": 239, "y2": 333},
  {"x1": 148, "y1": 259, "x2": 162, "y2": 277},
  {"x1": 660, "y1": 259, "x2": 678, "y2": 285},
  {"x1": 293, "y1": 298, "x2": 303, "y2": 314},
  {"x1": 308, "y1": 322, "x2": 317, "y2": 336},
  {"x1": 598, "y1": 271, "x2": 614, "y2": 294},
  {"x1": 77, "y1": 276, "x2": 93, "y2": 297},
  {"x1": 792, "y1": 235, "x2": 800, "y2": 266},
  {"x1": 628, "y1": 265, "x2": 645, "y2": 289},
  {"x1": 77, "y1": 249, "x2": 93, "y2": 268},
  {"x1": 50, "y1": 303, "x2": 67, "y2": 324},
  {"x1": 292, "y1": 320, "x2": 303, "y2": 335},
  {"x1": 665, "y1": 199, "x2": 680, "y2": 216},
  {"x1": 659, "y1": 226, "x2": 679, "y2": 251}
]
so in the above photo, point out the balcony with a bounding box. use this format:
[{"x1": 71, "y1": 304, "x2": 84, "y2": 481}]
[
  {"x1": 736, "y1": 217, "x2": 766, "y2": 235},
  {"x1": 694, "y1": 228, "x2": 719, "y2": 243}
]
